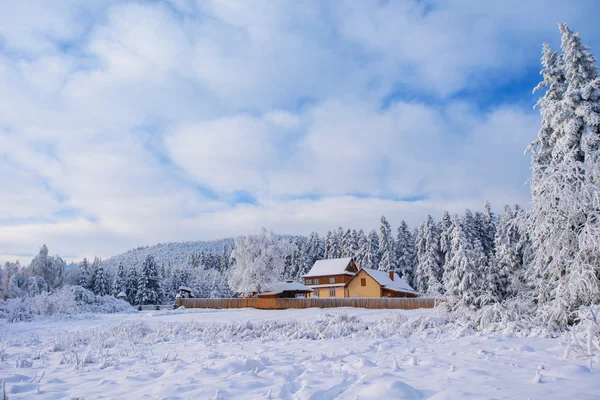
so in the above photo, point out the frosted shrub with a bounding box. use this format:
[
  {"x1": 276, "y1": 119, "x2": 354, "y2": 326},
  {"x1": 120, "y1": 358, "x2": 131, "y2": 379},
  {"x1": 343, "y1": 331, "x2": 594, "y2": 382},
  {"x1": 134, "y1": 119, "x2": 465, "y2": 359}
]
[
  {"x1": 563, "y1": 305, "x2": 600, "y2": 360},
  {"x1": 0, "y1": 286, "x2": 132, "y2": 322}
]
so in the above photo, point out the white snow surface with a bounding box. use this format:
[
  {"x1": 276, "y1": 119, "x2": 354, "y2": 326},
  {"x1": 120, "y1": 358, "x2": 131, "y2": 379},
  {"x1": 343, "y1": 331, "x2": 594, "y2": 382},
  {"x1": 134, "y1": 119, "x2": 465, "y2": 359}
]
[
  {"x1": 1, "y1": 308, "x2": 599, "y2": 399},
  {"x1": 360, "y1": 268, "x2": 416, "y2": 294},
  {"x1": 303, "y1": 257, "x2": 354, "y2": 277}
]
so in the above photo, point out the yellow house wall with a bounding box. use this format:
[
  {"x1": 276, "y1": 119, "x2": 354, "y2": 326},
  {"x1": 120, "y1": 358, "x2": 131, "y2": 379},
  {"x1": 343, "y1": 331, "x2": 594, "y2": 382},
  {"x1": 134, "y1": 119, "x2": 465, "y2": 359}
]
[
  {"x1": 309, "y1": 286, "x2": 346, "y2": 298},
  {"x1": 346, "y1": 270, "x2": 383, "y2": 298}
]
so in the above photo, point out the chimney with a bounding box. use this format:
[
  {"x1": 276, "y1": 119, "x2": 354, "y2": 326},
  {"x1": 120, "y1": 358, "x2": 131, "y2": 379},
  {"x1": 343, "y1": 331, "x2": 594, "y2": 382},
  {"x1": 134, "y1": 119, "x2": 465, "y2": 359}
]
[{"x1": 389, "y1": 271, "x2": 394, "y2": 281}]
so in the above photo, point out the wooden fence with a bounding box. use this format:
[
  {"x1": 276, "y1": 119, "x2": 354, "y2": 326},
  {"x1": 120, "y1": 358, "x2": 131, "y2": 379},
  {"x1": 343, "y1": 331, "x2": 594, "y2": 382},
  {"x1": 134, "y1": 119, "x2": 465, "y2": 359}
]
[{"x1": 177, "y1": 297, "x2": 437, "y2": 310}]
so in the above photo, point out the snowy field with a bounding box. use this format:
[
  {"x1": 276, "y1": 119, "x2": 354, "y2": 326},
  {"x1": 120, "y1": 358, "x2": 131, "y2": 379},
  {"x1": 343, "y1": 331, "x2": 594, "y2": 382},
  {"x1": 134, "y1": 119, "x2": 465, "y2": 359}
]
[{"x1": 1, "y1": 308, "x2": 599, "y2": 400}]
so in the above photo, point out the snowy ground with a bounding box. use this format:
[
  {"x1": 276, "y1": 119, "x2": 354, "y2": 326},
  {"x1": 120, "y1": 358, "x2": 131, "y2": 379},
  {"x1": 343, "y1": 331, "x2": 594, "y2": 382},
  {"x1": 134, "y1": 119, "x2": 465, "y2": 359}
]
[{"x1": 1, "y1": 308, "x2": 599, "y2": 399}]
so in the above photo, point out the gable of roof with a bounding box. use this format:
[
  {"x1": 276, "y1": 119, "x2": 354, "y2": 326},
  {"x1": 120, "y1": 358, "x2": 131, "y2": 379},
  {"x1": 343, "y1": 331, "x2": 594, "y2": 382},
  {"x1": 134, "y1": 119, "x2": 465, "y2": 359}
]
[
  {"x1": 303, "y1": 257, "x2": 356, "y2": 277},
  {"x1": 259, "y1": 281, "x2": 314, "y2": 295},
  {"x1": 350, "y1": 268, "x2": 417, "y2": 294}
]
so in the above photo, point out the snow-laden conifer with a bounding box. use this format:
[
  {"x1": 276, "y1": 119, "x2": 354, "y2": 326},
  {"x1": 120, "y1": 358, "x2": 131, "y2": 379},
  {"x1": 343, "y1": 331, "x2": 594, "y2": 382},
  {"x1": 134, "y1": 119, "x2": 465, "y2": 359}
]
[
  {"x1": 415, "y1": 215, "x2": 443, "y2": 295},
  {"x1": 378, "y1": 216, "x2": 397, "y2": 272},
  {"x1": 396, "y1": 220, "x2": 416, "y2": 288}
]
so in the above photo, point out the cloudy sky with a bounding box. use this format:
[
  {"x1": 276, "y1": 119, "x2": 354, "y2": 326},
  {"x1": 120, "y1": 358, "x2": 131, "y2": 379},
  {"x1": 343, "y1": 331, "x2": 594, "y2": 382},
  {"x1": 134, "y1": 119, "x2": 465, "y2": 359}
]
[{"x1": 1, "y1": 0, "x2": 598, "y2": 262}]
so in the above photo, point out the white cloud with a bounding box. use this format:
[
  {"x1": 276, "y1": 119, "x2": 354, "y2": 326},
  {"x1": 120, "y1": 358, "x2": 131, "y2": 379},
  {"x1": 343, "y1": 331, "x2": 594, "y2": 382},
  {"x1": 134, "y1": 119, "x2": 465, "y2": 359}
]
[{"x1": 0, "y1": 0, "x2": 597, "y2": 262}]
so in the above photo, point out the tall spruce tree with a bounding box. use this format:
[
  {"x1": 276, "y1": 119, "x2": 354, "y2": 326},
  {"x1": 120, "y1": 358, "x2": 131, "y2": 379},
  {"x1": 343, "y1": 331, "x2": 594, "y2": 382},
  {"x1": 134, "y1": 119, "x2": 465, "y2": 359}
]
[
  {"x1": 365, "y1": 229, "x2": 380, "y2": 269},
  {"x1": 396, "y1": 220, "x2": 416, "y2": 287},
  {"x1": 78, "y1": 258, "x2": 91, "y2": 289},
  {"x1": 415, "y1": 215, "x2": 443, "y2": 295},
  {"x1": 526, "y1": 24, "x2": 600, "y2": 326},
  {"x1": 378, "y1": 216, "x2": 397, "y2": 272},
  {"x1": 111, "y1": 263, "x2": 127, "y2": 297},
  {"x1": 91, "y1": 257, "x2": 108, "y2": 296},
  {"x1": 137, "y1": 255, "x2": 163, "y2": 305}
]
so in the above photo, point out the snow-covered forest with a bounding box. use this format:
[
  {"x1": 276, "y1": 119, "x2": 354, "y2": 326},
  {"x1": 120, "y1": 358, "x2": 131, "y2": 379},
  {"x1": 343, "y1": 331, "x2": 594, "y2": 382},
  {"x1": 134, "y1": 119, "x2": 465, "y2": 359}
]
[{"x1": 1, "y1": 24, "x2": 599, "y2": 336}]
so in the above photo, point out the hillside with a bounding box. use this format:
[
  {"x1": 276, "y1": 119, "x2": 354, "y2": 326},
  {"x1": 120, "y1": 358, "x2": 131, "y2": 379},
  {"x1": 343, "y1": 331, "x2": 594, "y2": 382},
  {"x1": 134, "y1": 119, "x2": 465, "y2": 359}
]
[{"x1": 100, "y1": 238, "x2": 235, "y2": 272}]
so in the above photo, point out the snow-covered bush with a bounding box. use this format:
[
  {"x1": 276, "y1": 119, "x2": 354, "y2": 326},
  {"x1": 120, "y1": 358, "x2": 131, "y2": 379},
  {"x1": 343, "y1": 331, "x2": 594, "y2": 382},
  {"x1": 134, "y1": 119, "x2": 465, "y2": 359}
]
[
  {"x1": 0, "y1": 285, "x2": 132, "y2": 322},
  {"x1": 563, "y1": 305, "x2": 600, "y2": 360}
]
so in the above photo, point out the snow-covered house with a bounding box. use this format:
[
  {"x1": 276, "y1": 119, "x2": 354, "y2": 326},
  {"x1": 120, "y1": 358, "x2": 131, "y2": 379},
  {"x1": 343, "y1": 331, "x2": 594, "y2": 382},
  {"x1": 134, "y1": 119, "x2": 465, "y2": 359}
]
[
  {"x1": 302, "y1": 257, "x2": 358, "y2": 298},
  {"x1": 257, "y1": 280, "x2": 313, "y2": 299},
  {"x1": 346, "y1": 268, "x2": 418, "y2": 298},
  {"x1": 302, "y1": 257, "x2": 419, "y2": 298}
]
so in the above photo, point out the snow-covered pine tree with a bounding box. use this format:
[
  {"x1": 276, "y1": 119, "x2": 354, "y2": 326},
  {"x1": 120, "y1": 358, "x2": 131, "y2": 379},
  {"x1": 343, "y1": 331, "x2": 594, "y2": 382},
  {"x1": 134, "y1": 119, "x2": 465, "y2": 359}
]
[
  {"x1": 341, "y1": 229, "x2": 353, "y2": 258},
  {"x1": 228, "y1": 229, "x2": 292, "y2": 297},
  {"x1": 323, "y1": 231, "x2": 333, "y2": 259},
  {"x1": 444, "y1": 215, "x2": 488, "y2": 307},
  {"x1": 330, "y1": 227, "x2": 344, "y2": 259},
  {"x1": 396, "y1": 220, "x2": 416, "y2": 288},
  {"x1": 442, "y1": 215, "x2": 459, "y2": 293},
  {"x1": 415, "y1": 215, "x2": 443, "y2": 295},
  {"x1": 111, "y1": 263, "x2": 127, "y2": 297},
  {"x1": 492, "y1": 205, "x2": 523, "y2": 300},
  {"x1": 126, "y1": 267, "x2": 138, "y2": 304},
  {"x1": 439, "y1": 211, "x2": 453, "y2": 269},
  {"x1": 78, "y1": 258, "x2": 91, "y2": 289},
  {"x1": 137, "y1": 255, "x2": 163, "y2": 305},
  {"x1": 378, "y1": 216, "x2": 397, "y2": 272},
  {"x1": 364, "y1": 229, "x2": 380, "y2": 270},
  {"x1": 350, "y1": 229, "x2": 360, "y2": 258},
  {"x1": 355, "y1": 229, "x2": 368, "y2": 267},
  {"x1": 481, "y1": 201, "x2": 497, "y2": 258},
  {"x1": 306, "y1": 232, "x2": 323, "y2": 268},
  {"x1": 289, "y1": 236, "x2": 310, "y2": 279},
  {"x1": 92, "y1": 257, "x2": 108, "y2": 296},
  {"x1": 526, "y1": 24, "x2": 600, "y2": 327}
]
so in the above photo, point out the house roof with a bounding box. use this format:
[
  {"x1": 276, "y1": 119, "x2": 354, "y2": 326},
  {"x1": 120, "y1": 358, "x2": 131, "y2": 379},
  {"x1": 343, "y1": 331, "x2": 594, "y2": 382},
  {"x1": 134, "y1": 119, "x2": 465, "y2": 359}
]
[
  {"x1": 303, "y1": 257, "x2": 355, "y2": 277},
  {"x1": 258, "y1": 281, "x2": 314, "y2": 296},
  {"x1": 356, "y1": 268, "x2": 417, "y2": 294}
]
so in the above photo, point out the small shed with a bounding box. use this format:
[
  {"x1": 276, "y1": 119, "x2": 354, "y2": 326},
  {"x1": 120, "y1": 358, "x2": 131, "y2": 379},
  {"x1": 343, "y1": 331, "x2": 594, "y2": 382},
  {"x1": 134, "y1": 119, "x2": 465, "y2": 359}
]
[
  {"x1": 257, "y1": 281, "x2": 314, "y2": 299},
  {"x1": 117, "y1": 291, "x2": 127, "y2": 300},
  {"x1": 179, "y1": 286, "x2": 194, "y2": 298}
]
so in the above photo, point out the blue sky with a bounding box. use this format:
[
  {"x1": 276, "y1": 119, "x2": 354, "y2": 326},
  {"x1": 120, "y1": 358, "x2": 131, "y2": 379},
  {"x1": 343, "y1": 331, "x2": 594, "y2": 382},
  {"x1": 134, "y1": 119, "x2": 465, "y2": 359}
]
[{"x1": 0, "y1": 0, "x2": 598, "y2": 262}]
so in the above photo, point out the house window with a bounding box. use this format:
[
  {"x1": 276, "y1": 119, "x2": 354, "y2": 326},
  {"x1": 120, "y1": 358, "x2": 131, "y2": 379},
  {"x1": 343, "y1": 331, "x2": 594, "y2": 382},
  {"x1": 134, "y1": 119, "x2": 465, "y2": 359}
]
[
  {"x1": 296, "y1": 293, "x2": 305, "y2": 298},
  {"x1": 314, "y1": 279, "x2": 320, "y2": 284},
  {"x1": 329, "y1": 277, "x2": 335, "y2": 283},
  {"x1": 361, "y1": 278, "x2": 366, "y2": 287},
  {"x1": 314, "y1": 289, "x2": 320, "y2": 297},
  {"x1": 305, "y1": 279, "x2": 312, "y2": 285},
  {"x1": 329, "y1": 289, "x2": 336, "y2": 297}
]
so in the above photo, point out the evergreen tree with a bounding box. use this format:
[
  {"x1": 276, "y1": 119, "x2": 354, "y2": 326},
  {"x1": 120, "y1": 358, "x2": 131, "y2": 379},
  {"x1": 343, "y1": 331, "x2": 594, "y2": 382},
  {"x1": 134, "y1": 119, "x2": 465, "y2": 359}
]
[
  {"x1": 306, "y1": 232, "x2": 323, "y2": 267},
  {"x1": 349, "y1": 229, "x2": 360, "y2": 258},
  {"x1": 126, "y1": 267, "x2": 138, "y2": 304},
  {"x1": 137, "y1": 255, "x2": 163, "y2": 305},
  {"x1": 378, "y1": 216, "x2": 396, "y2": 272},
  {"x1": 526, "y1": 24, "x2": 600, "y2": 326},
  {"x1": 480, "y1": 201, "x2": 497, "y2": 258},
  {"x1": 396, "y1": 220, "x2": 416, "y2": 287},
  {"x1": 324, "y1": 231, "x2": 333, "y2": 259},
  {"x1": 111, "y1": 263, "x2": 127, "y2": 297},
  {"x1": 355, "y1": 229, "x2": 368, "y2": 267},
  {"x1": 364, "y1": 229, "x2": 380, "y2": 269},
  {"x1": 492, "y1": 205, "x2": 523, "y2": 300},
  {"x1": 78, "y1": 258, "x2": 91, "y2": 289},
  {"x1": 341, "y1": 229, "x2": 353, "y2": 258},
  {"x1": 445, "y1": 215, "x2": 488, "y2": 307},
  {"x1": 415, "y1": 215, "x2": 443, "y2": 295},
  {"x1": 439, "y1": 211, "x2": 453, "y2": 268},
  {"x1": 329, "y1": 227, "x2": 344, "y2": 259},
  {"x1": 92, "y1": 257, "x2": 108, "y2": 296}
]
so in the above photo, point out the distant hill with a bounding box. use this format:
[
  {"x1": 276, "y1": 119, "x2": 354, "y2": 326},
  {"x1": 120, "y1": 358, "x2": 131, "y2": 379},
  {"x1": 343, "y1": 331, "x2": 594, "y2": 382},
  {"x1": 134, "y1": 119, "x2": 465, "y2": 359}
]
[{"x1": 101, "y1": 238, "x2": 235, "y2": 272}]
